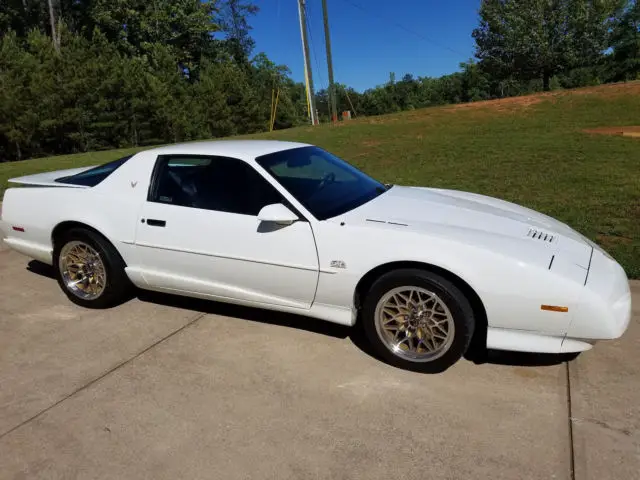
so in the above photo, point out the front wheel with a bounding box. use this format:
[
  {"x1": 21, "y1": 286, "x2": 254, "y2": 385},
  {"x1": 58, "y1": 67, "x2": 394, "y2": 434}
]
[
  {"x1": 362, "y1": 269, "x2": 475, "y2": 373},
  {"x1": 53, "y1": 228, "x2": 131, "y2": 309}
]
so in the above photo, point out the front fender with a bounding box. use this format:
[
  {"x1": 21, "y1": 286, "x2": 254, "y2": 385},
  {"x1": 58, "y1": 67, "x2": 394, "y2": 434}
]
[{"x1": 313, "y1": 221, "x2": 583, "y2": 336}]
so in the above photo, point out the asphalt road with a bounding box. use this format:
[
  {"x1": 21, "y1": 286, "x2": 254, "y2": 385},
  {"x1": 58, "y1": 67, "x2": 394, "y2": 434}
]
[{"x1": 0, "y1": 238, "x2": 638, "y2": 480}]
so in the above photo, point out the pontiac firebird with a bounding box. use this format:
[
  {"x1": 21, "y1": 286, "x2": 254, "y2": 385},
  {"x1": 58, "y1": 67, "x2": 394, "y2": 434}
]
[{"x1": 0, "y1": 141, "x2": 631, "y2": 372}]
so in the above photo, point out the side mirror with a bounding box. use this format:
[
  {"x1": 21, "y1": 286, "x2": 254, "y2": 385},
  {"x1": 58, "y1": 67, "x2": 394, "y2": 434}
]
[{"x1": 257, "y1": 203, "x2": 299, "y2": 225}]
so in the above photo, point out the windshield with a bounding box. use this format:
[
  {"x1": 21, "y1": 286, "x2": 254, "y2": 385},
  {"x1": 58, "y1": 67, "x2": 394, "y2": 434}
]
[{"x1": 256, "y1": 146, "x2": 388, "y2": 220}]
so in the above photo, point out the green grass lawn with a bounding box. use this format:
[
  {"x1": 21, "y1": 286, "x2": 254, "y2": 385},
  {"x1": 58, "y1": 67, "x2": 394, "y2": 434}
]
[{"x1": 2, "y1": 83, "x2": 639, "y2": 277}]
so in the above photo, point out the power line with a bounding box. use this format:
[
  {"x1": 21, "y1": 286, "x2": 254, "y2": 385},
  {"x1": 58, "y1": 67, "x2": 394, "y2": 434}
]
[
  {"x1": 305, "y1": 5, "x2": 327, "y2": 93},
  {"x1": 306, "y1": 4, "x2": 334, "y2": 121},
  {"x1": 339, "y1": 0, "x2": 467, "y2": 58}
]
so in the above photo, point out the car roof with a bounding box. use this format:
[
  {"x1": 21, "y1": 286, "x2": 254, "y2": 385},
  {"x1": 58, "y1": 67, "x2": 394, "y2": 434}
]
[{"x1": 140, "y1": 140, "x2": 311, "y2": 161}]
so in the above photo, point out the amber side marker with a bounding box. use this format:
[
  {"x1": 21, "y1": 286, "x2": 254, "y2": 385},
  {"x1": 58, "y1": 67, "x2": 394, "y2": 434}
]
[{"x1": 541, "y1": 305, "x2": 569, "y2": 313}]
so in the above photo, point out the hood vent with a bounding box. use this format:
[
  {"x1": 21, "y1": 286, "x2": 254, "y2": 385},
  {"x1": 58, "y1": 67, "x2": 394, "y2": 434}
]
[{"x1": 527, "y1": 227, "x2": 554, "y2": 243}]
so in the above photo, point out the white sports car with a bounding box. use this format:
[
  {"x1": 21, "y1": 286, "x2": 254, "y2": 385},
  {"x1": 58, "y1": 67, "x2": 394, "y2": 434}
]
[{"x1": 0, "y1": 141, "x2": 632, "y2": 372}]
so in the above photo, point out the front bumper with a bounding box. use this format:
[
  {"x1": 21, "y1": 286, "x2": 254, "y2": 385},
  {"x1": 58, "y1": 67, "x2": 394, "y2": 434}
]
[{"x1": 566, "y1": 248, "x2": 632, "y2": 340}]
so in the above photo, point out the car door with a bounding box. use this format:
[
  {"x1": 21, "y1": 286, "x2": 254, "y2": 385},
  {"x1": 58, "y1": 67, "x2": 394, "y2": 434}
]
[{"x1": 133, "y1": 154, "x2": 319, "y2": 309}]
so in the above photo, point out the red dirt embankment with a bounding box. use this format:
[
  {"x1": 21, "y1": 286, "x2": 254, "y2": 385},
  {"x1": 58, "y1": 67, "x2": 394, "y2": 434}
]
[
  {"x1": 583, "y1": 126, "x2": 640, "y2": 138},
  {"x1": 446, "y1": 80, "x2": 640, "y2": 113}
]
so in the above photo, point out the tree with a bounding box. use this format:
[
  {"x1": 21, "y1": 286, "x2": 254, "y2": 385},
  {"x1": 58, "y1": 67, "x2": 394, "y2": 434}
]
[
  {"x1": 0, "y1": 31, "x2": 38, "y2": 160},
  {"x1": 0, "y1": 0, "x2": 297, "y2": 161},
  {"x1": 86, "y1": 0, "x2": 218, "y2": 74},
  {"x1": 249, "y1": 53, "x2": 306, "y2": 129},
  {"x1": 459, "y1": 60, "x2": 490, "y2": 101},
  {"x1": 0, "y1": 0, "x2": 93, "y2": 44},
  {"x1": 473, "y1": 0, "x2": 625, "y2": 91},
  {"x1": 610, "y1": 0, "x2": 640, "y2": 80},
  {"x1": 216, "y1": 0, "x2": 259, "y2": 65}
]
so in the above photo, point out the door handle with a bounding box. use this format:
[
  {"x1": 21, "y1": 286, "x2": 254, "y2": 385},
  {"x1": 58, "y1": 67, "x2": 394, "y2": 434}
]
[{"x1": 146, "y1": 219, "x2": 166, "y2": 227}]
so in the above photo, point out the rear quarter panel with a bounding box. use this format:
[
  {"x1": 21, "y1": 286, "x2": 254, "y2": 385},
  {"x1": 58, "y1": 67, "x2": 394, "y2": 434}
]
[{"x1": 1, "y1": 151, "x2": 157, "y2": 266}]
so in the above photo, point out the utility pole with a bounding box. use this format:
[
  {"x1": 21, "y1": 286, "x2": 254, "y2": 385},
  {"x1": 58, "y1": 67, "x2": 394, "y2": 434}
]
[
  {"x1": 297, "y1": 0, "x2": 318, "y2": 125},
  {"x1": 321, "y1": 0, "x2": 338, "y2": 123}
]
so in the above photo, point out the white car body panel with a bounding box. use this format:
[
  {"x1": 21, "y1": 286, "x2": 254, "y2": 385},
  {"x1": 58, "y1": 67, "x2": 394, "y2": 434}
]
[
  {"x1": 134, "y1": 202, "x2": 319, "y2": 309},
  {"x1": 0, "y1": 140, "x2": 631, "y2": 355}
]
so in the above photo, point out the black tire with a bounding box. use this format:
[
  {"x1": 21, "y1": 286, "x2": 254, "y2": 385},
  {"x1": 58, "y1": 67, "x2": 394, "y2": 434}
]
[
  {"x1": 53, "y1": 227, "x2": 131, "y2": 309},
  {"x1": 561, "y1": 351, "x2": 581, "y2": 362},
  {"x1": 362, "y1": 269, "x2": 475, "y2": 373}
]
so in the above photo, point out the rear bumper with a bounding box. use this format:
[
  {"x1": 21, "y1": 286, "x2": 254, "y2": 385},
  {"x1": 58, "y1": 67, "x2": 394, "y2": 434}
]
[
  {"x1": 1, "y1": 236, "x2": 53, "y2": 265},
  {"x1": 566, "y1": 248, "x2": 632, "y2": 341}
]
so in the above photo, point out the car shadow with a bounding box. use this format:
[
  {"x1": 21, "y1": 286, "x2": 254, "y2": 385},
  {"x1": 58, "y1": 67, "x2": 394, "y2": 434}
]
[
  {"x1": 26, "y1": 259, "x2": 575, "y2": 370},
  {"x1": 470, "y1": 349, "x2": 575, "y2": 367},
  {"x1": 27, "y1": 260, "x2": 56, "y2": 279},
  {"x1": 136, "y1": 289, "x2": 404, "y2": 367},
  {"x1": 136, "y1": 288, "x2": 352, "y2": 340}
]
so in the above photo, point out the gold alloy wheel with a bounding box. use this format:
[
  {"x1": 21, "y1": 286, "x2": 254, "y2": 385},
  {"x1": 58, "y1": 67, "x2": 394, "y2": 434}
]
[
  {"x1": 374, "y1": 286, "x2": 455, "y2": 362},
  {"x1": 59, "y1": 241, "x2": 107, "y2": 300}
]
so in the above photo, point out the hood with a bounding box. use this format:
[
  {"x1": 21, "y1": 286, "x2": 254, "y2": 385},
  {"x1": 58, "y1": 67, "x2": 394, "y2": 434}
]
[{"x1": 344, "y1": 185, "x2": 592, "y2": 268}]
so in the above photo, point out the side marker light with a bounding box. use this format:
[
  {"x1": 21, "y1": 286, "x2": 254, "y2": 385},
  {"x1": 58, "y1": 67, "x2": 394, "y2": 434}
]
[{"x1": 541, "y1": 305, "x2": 569, "y2": 313}]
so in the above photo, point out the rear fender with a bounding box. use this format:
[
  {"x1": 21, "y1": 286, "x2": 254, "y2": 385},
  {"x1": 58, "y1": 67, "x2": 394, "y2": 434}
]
[{"x1": 1, "y1": 187, "x2": 139, "y2": 266}]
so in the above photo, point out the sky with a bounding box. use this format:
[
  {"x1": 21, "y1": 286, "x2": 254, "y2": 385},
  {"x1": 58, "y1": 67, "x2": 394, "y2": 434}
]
[{"x1": 250, "y1": 0, "x2": 482, "y2": 92}]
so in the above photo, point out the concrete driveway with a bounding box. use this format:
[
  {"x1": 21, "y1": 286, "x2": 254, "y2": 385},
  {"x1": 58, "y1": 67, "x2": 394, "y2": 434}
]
[{"x1": 0, "y1": 239, "x2": 638, "y2": 480}]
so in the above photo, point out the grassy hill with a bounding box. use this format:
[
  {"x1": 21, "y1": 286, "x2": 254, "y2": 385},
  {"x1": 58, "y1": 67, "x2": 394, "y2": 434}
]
[{"x1": 1, "y1": 82, "x2": 639, "y2": 277}]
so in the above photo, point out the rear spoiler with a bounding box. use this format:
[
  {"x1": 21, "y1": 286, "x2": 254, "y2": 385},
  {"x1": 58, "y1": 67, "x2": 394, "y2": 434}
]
[{"x1": 8, "y1": 166, "x2": 94, "y2": 188}]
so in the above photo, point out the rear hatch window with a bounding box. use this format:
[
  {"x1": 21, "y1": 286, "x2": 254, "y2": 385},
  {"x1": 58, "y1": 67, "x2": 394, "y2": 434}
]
[{"x1": 55, "y1": 155, "x2": 132, "y2": 186}]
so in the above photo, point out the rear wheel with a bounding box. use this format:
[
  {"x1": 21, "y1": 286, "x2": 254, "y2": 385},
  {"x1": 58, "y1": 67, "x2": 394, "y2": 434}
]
[
  {"x1": 362, "y1": 269, "x2": 475, "y2": 373},
  {"x1": 53, "y1": 228, "x2": 131, "y2": 308}
]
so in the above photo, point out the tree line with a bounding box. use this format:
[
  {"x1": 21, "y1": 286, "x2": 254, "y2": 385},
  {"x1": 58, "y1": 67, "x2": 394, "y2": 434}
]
[
  {"x1": 319, "y1": 0, "x2": 639, "y2": 121},
  {"x1": 0, "y1": 0, "x2": 638, "y2": 162}
]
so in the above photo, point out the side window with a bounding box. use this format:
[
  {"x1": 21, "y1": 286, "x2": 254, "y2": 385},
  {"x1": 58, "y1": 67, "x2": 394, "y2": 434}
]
[
  {"x1": 150, "y1": 155, "x2": 283, "y2": 216},
  {"x1": 151, "y1": 156, "x2": 211, "y2": 205}
]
